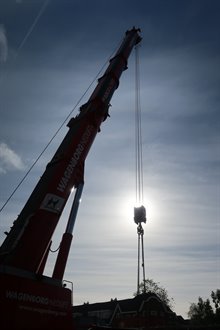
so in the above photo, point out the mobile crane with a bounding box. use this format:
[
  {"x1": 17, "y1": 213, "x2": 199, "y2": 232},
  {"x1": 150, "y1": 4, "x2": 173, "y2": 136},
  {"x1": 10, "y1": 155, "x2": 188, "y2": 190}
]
[{"x1": 0, "y1": 28, "x2": 141, "y2": 329}]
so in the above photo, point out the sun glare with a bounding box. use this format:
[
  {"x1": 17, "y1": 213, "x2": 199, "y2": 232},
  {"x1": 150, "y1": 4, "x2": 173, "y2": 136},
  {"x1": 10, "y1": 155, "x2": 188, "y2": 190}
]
[{"x1": 118, "y1": 192, "x2": 158, "y2": 230}]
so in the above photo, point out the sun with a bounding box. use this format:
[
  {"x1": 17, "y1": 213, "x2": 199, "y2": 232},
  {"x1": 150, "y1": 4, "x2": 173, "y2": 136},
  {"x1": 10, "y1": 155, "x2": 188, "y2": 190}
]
[{"x1": 117, "y1": 192, "x2": 158, "y2": 231}]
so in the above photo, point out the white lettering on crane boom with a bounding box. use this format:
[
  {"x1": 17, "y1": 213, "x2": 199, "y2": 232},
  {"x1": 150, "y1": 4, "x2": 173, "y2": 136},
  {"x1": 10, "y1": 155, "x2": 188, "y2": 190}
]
[{"x1": 57, "y1": 125, "x2": 94, "y2": 193}]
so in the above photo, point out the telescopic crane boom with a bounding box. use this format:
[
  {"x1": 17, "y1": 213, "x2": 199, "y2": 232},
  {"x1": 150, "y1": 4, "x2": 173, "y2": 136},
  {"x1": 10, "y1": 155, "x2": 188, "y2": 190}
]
[{"x1": 0, "y1": 27, "x2": 141, "y2": 330}]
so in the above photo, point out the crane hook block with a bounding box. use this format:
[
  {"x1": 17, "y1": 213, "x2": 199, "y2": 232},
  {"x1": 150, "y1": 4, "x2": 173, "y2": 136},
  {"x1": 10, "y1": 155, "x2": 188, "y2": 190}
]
[{"x1": 134, "y1": 205, "x2": 146, "y2": 224}]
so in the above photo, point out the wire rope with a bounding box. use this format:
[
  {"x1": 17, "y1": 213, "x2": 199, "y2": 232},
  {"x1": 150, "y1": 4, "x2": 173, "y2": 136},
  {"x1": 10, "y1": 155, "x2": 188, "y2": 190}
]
[
  {"x1": 134, "y1": 44, "x2": 146, "y2": 295},
  {"x1": 135, "y1": 44, "x2": 144, "y2": 205}
]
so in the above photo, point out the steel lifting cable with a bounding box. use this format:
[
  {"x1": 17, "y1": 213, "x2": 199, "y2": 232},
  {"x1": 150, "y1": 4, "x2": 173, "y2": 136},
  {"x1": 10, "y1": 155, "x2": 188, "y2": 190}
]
[
  {"x1": 135, "y1": 44, "x2": 144, "y2": 206},
  {"x1": 135, "y1": 44, "x2": 147, "y2": 295}
]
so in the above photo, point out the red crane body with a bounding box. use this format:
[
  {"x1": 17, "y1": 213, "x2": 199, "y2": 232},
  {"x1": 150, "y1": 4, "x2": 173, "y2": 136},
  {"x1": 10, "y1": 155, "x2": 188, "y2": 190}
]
[{"x1": 0, "y1": 28, "x2": 141, "y2": 329}]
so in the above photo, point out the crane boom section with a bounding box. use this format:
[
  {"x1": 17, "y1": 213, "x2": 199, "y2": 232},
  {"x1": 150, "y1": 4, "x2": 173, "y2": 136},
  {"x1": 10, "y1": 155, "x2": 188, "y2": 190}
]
[{"x1": 0, "y1": 28, "x2": 141, "y2": 274}]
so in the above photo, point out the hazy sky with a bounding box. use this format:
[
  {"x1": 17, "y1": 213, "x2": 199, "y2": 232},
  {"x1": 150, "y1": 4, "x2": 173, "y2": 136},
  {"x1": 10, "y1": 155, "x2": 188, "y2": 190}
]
[{"x1": 0, "y1": 0, "x2": 219, "y2": 318}]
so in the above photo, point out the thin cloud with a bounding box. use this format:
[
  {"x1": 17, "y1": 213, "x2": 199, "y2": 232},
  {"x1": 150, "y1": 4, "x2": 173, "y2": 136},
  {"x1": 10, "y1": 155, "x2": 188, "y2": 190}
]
[
  {"x1": 0, "y1": 142, "x2": 25, "y2": 173},
  {"x1": 0, "y1": 24, "x2": 8, "y2": 62}
]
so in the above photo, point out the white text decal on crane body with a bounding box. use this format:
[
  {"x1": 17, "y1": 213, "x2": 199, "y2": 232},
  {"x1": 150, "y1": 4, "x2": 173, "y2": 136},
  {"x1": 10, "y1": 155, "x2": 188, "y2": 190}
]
[{"x1": 57, "y1": 125, "x2": 94, "y2": 193}]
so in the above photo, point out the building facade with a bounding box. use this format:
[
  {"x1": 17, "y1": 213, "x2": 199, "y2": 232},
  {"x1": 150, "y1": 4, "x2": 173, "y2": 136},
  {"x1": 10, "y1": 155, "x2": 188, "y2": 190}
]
[{"x1": 73, "y1": 293, "x2": 180, "y2": 330}]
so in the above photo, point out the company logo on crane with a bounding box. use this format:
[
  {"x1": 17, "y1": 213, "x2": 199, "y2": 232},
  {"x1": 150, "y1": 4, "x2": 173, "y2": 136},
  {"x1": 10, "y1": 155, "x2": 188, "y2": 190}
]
[
  {"x1": 40, "y1": 193, "x2": 65, "y2": 213},
  {"x1": 57, "y1": 124, "x2": 94, "y2": 193}
]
